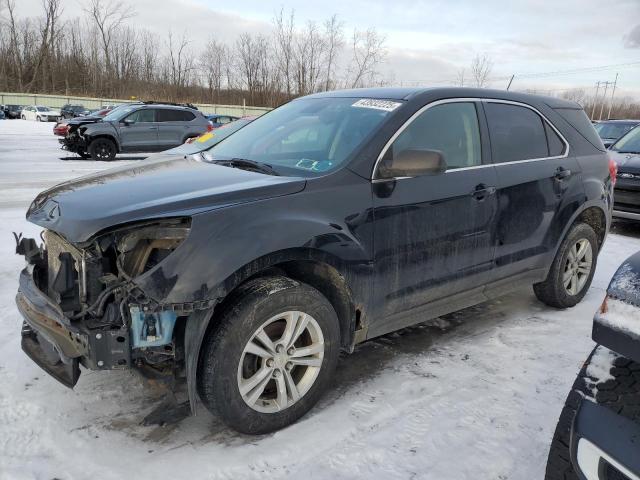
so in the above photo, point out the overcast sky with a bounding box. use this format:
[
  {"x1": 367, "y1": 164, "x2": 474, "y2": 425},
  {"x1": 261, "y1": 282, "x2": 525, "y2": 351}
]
[{"x1": 12, "y1": 0, "x2": 640, "y2": 99}]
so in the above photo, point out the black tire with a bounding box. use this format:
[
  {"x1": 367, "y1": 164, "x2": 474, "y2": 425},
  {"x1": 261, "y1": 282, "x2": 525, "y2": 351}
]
[
  {"x1": 534, "y1": 222, "x2": 598, "y2": 308},
  {"x1": 36, "y1": 116, "x2": 41, "y2": 122},
  {"x1": 197, "y1": 276, "x2": 341, "y2": 434},
  {"x1": 88, "y1": 138, "x2": 117, "y2": 161},
  {"x1": 545, "y1": 346, "x2": 640, "y2": 479}
]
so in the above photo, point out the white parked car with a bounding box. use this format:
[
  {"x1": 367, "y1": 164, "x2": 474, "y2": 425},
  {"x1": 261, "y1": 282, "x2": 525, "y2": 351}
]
[{"x1": 21, "y1": 105, "x2": 61, "y2": 122}]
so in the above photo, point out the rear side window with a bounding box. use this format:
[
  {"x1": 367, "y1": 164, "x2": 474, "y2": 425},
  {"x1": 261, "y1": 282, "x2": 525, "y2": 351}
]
[
  {"x1": 485, "y1": 103, "x2": 548, "y2": 162},
  {"x1": 389, "y1": 102, "x2": 482, "y2": 169},
  {"x1": 158, "y1": 109, "x2": 195, "y2": 122},
  {"x1": 554, "y1": 108, "x2": 605, "y2": 151},
  {"x1": 545, "y1": 123, "x2": 566, "y2": 157}
]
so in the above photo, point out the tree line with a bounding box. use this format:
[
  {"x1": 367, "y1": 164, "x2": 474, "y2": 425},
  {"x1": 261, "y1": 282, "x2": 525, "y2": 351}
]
[{"x1": 0, "y1": 0, "x2": 388, "y2": 107}]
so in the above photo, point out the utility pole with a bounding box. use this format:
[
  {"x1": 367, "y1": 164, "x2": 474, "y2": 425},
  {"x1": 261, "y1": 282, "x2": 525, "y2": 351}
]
[
  {"x1": 506, "y1": 74, "x2": 515, "y2": 91},
  {"x1": 591, "y1": 81, "x2": 601, "y2": 120},
  {"x1": 607, "y1": 73, "x2": 619, "y2": 120},
  {"x1": 598, "y1": 80, "x2": 617, "y2": 120}
]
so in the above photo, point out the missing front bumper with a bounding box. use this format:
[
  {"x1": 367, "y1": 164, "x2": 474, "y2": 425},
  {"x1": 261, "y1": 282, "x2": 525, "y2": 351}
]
[{"x1": 21, "y1": 322, "x2": 80, "y2": 388}]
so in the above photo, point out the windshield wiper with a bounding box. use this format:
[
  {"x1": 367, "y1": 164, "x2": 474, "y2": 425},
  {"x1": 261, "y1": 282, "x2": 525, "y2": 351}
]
[
  {"x1": 207, "y1": 157, "x2": 280, "y2": 176},
  {"x1": 616, "y1": 150, "x2": 640, "y2": 154}
]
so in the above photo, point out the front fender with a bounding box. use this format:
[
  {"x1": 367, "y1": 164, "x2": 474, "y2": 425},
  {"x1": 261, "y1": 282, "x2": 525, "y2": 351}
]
[{"x1": 133, "y1": 170, "x2": 375, "y2": 310}]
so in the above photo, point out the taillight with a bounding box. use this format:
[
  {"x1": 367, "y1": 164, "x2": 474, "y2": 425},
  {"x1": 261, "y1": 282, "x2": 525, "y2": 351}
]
[
  {"x1": 609, "y1": 157, "x2": 618, "y2": 186},
  {"x1": 207, "y1": 123, "x2": 213, "y2": 132}
]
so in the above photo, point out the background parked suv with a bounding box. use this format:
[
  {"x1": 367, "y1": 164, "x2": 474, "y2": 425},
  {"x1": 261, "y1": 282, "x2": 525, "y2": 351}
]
[
  {"x1": 60, "y1": 104, "x2": 90, "y2": 119},
  {"x1": 73, "y1": 104, "x2": 211, "y2": 160}
]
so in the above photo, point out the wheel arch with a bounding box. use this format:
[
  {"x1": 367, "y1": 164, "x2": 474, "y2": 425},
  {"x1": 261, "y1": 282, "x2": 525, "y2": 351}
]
[
  {"x1": 183, "y1": 249, "x2": 363, "y2": 415},
  {"x1": 87, "y1": 133, "x2": 121, "y2": 152}
]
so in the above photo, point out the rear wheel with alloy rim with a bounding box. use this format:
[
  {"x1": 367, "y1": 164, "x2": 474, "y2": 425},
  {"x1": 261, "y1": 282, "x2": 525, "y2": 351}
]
[
  {"x1": 534, "y1": 222, "x2": 598, "y2": 308},
  {"x1": 198, "y1": 276, "x2": 340, "y2": 434}
]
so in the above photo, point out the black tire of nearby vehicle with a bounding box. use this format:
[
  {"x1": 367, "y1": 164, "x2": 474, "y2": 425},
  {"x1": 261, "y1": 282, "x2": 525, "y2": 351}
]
[
  {"x1": 21, "y1": 115, "x2": 25, "y2": 120},
  {"x1": 197, "y1": 275, "x2": 341, "y2": 435},
  {"x1": 545, "y1": 346, "x2": 640, "y2": 480},
  {"x1": 88, "y1": 138, "x2": 117, "y2": 161},
  {"x1": 36, "y1": 116, "x2": 41, "y2": 122},
  {"x1": 533, "y1": 222, "x2": 598, "y2": 308}
]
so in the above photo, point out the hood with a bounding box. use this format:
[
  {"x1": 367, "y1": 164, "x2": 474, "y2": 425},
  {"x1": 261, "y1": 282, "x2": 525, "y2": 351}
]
[
  {"x1": 27, "y1": 156, "x2": 306, "y2": 243},
  {"x1": 611, "y1": 151, "x2": 640, "y2": 174}
]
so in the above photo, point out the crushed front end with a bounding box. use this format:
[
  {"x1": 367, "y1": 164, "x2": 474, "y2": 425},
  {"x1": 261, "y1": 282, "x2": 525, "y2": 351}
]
[{"x1": 15, "y1": 218, "x2": 192, "y2": 388}]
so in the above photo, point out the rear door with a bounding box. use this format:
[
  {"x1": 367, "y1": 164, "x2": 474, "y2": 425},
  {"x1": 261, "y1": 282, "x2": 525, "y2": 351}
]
[
  {"x1": 483, "y1": 101, "x2": 583, "y2": 285},
  {"x1": 157, "y1": 109, "x2": 197, "y2": 149},
  {"x1": 371, "y1": 100, "x2": 498, "y2": 331},
  {"x1": 117, "y1": 108, "x2": 159, "y2": 151}
]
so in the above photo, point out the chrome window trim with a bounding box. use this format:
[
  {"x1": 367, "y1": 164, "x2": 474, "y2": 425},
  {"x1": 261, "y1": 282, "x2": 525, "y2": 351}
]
[{"x1": 372, "y1": 97, "x2": 571, "y2": 181}]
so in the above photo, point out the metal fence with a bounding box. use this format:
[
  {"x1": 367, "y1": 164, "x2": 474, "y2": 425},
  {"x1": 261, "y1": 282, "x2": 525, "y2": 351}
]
[{"x1": 0, "y1": 92, "x2": 271, "y2": 117}]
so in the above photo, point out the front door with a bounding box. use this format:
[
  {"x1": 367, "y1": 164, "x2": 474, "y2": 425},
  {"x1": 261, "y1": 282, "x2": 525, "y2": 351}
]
[
  {"x1": 371, "y1": 101, "x2": 498, "y2": 333},
  {"x1": 118, "y1": 108, "x2": 159, "y2": 151}
]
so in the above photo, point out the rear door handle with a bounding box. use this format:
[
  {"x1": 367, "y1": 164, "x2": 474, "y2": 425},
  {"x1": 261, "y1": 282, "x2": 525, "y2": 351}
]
[
  {"x1": 471, "y1": 184, "x2": 496, "y2": 201},
  {"x1": 555, "y1": 167, "x2": 571, "y2": 180}
]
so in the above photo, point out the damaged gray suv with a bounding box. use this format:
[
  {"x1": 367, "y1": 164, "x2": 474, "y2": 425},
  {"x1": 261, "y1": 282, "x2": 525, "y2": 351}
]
[{"x1": 15, "y1": 87, "x2": 613, "y2": 434}]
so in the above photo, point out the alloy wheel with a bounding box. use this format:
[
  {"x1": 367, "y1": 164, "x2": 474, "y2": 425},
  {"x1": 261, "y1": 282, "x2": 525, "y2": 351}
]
[
  {"x1": 563, "y1": 238, "x2": 593, "y2": 295},
  {"x1": 237, "y1": 311, "x2": 325, "y2": 413}
]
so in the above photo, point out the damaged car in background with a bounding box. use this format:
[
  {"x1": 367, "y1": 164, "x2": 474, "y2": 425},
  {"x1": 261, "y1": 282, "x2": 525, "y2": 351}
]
[{"x1": 15, "y1": 87, "x2": 612, "y2": 434}]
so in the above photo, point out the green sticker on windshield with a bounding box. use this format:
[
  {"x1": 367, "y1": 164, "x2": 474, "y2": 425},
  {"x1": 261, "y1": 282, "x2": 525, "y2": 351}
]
[{"x1": 352, "y1": 99, "x2": 402, "y2": 112}]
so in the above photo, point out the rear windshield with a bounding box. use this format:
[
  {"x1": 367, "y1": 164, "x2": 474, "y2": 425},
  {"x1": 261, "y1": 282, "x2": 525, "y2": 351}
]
[{"x1": 554, "y1": 108, "x2": 605, "y2": 151}]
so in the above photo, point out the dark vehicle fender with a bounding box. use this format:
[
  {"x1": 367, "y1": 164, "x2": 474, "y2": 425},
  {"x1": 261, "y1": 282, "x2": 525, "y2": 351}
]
[{"x1": 544, "y1": 200, "x2": 610, "y2": 273}]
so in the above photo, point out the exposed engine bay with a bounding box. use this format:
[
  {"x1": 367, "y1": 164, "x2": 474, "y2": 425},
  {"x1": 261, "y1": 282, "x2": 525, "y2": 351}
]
[{"x1": 15, "y1": 218, "x2": 192, "y2": 386}]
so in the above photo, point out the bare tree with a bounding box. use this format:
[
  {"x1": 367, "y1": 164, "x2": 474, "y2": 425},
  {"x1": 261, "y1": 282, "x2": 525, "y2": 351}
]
[
  {"x1": 84, "y1": 0, "x2": 135, "y2": 94},
  {"x1": 273, "y1": 8, "x2": 295, "y2": 97},
  {"x1": 200, "y1": 38, "x2": 227, "y2": 104},
  {"x1": 470, "y1": 53, "x2": 492, "y2": 88},
  {"x1": 322, "y1": 14, "x2": 343, "y2": 91},
  {"x1": 348, "y1": 28, "x2": 386, "y2": 88},
  {"x1": 455, "y1": 68, "x2": 466, "y2": 87}
]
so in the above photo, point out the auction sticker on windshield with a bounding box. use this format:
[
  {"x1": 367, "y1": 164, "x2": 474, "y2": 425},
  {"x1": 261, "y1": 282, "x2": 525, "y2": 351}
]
[{"x1": 352, "y1": 99, "x2": 402, "y2": 112}]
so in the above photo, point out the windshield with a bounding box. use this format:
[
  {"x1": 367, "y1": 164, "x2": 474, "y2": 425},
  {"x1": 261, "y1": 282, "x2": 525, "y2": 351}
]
[
  {"x1": 611, "y1": 126, "x2": 640, "y2": 153},
  {"x1": 36, "y1": 106, "x2": 50, "y2": 112},
  {"x1": 103, "y1": 103, "x2": 139, "y2": 122},
  {"x1": 204, "y1": 97, "x2": 400, "y2": 176},
  {"x1": 70, "y1": 105, "x2": 85, "y2": 111},
  {"x1": 594, "y1": 122, "x2": 637, "y2": 139}
]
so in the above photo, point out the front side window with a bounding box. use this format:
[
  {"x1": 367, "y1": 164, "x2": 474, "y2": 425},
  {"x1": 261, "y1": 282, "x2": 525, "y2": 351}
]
[
  {"x1": 485, "y1": 103, "x2": 549, "y2": 162},
  {"x1": 124, "y1": 109, "x2": 155, "y2": 123},
  {"x1": 205, "y1": 97, "x2": 396, "y2": 176},
  {"x1": 36, "y1": 106, "x2": 50, "y2": 112},
  {"x1": 385, "y1": 102, "x2": 482, "y2": 170}
]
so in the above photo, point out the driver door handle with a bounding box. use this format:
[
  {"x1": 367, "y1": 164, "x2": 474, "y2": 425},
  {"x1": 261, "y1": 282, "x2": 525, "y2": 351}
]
[
  {"x1": 555, "y1": 167, "x2": 571, "y2": 180},
  {"x1": 471, "y1": 183, "x2": 496, "y2": 201}
]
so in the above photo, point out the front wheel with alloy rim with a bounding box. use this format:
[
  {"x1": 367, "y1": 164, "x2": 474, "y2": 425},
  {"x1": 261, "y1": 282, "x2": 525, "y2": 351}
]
[
  {"x1": 534, "y1": 222, "x2": 599, "y2": 308},
  {"x1": 197, "y1": 276, "x2": 341, "y2": 434},
  {"x1": 88, "y1": 138, "x2": 117, "y2": 161}
]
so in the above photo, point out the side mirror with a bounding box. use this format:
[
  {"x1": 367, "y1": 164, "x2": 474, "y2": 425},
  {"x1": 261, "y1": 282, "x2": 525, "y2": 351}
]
[
  {"x1": 381, "y1": 149, "x2": 447, "y2": 178},
  {"x1": 122, "y1": 118, "x2": 135, "y2": 126}
]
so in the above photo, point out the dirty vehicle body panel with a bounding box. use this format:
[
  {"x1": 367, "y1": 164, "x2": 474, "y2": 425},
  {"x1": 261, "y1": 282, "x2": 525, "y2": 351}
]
[{"x1": 15, "y1": 87, "x2": 612, "y2": 418}]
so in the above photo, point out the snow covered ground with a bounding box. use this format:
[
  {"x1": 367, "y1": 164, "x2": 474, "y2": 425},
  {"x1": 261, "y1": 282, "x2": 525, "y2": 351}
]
[{"x1": 1, "y1": 119, "x2": 640, "y2": 480}]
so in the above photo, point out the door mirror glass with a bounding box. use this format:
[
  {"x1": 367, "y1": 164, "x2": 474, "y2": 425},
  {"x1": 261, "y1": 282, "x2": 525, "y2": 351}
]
[
  {"x1": 123, "y1": 118, "x2": 135, "y2": 126},
  {"x1": 386, "y1": 149, "x2": 447, "y2": 177}
]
